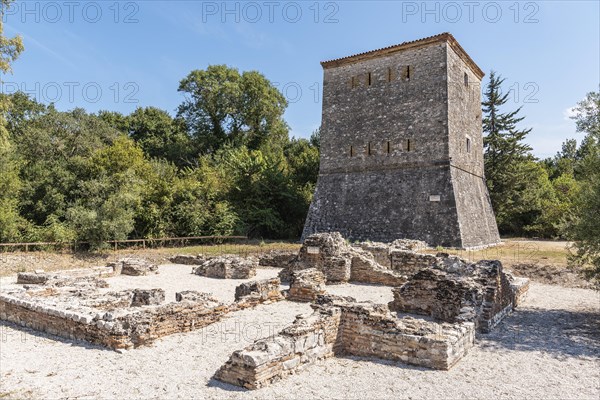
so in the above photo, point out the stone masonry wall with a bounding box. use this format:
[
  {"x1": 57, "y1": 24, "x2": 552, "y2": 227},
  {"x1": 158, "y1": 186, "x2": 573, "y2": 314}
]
[
  {"x1": 302, "y1": 34, "x2": 500, "y2": 248},
  {"x1": 281, "y1": 233, "x2": 407, "y2": 286},
  {"x1": 215, "y1": 296, "x2": 475, "y2": 389},
  {"x1": 0, "y1": 275, "x2": 284, "y2": 350},
  {"x1": 214, "y1": 306, "x2": 342, "y2": 389}
]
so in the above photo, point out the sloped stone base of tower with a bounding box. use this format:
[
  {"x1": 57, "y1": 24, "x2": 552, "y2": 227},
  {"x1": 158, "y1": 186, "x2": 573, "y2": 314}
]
[{"x1": 302, "y1": 164, "x2": 500, "y2": 249}]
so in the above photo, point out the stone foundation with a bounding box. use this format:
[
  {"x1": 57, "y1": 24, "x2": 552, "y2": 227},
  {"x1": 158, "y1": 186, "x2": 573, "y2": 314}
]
[
  {"x1": 192, "y1": 255, "x2": 257, "y2": 279},
  {"x1": 215, "y1": 295, "x2": 474, "y2": 389},
  {"x1": 288, "y1": 269, "x2": 326, "y2": 302},
  {"x1": 280, "y1": 233, "x2": 406, "y2": 286},
  {"x1": 214, "y1": 305, "x2": 342, "y2": 389},
  {"x1": 0, "y1": 272, "x2": 284, "y2": 350},
  {"x1": 388, "y1": 260, "x2": 528, "y2": 333},
  {"x1": 109, "y1": 258, "x2": 159, "y2": 276},
  {"x1": 234, "y1": 278, "x2": 284, "y2": 308},
  {"x1": 258, "y1": 250, "x2": 298, "y2": 268}
]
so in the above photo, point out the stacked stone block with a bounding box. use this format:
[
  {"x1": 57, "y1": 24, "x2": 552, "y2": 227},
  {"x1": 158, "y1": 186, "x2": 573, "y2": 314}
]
[
  {"x1": 288, "y1": 269, "x2": 327, "y2": 302},
  {"x1": 215, "y1": 295, "x2": 475, "y2": 389},
  {"x1": 192, "y1": 255, "x2": 257, "y2": 279}
]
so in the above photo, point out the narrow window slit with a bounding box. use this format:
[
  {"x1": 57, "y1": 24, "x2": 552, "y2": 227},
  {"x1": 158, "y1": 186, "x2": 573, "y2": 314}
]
[{"x1": 350, "y1": 145, "x2": 354, "y2": 157}]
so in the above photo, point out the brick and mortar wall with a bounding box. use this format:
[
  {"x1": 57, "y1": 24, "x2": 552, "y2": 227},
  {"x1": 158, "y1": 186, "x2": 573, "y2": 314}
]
[
  {"x1": 215, "y1": 296, "x2": 475, "y2": 389},
  {"x1": 0, "y1": 277, "x2": 284, "y2": 350}
]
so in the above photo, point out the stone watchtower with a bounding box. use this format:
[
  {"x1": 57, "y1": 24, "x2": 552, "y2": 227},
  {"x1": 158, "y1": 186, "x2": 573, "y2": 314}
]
[{"x1": 302, "y1": 33, "x2": 500, "y2": 248}]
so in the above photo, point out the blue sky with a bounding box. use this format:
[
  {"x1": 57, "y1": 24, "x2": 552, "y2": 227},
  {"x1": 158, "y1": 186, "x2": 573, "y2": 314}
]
[{"x1": 2, "y1": 0, "x2": 599, "y2": 158}]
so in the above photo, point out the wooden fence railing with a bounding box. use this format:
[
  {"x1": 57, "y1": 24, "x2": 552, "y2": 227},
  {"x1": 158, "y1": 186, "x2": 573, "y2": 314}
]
[{"x1": 0, "y1": 235, "x2": 249, "y2": 252}]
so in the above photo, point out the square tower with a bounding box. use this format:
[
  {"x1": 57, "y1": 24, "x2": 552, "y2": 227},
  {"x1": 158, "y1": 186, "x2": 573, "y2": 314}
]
[{"x1": 302, "y1": 33, "x2": 500, "y2": 248}]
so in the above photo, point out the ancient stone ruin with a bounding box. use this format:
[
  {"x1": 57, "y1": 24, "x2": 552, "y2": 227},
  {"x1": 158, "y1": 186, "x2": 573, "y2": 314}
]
[
  {"x1": 191, "y1": 255, "x2": 257, "y2": 279},
  {"x1": 109, "y1": 257, "x2": 159, "y2": 276},
  {"x1": 288, "y1": 268, "x2": 326, "y2": 302},
  {"x1": 214, "y1": 232, "x2": 530, "y2": 389},
  {"x1": 388, "y1": 260, "x2": 529, "y2": 333},
  {"x1": 279, "y1": 232, "x2": 407, "y2": 286},
  {"x1": 0, "y1": 259, "x2": 283, "y2": 350},
  {"x1": 215, "y1": 295, "x2": 475, "y2": 389},
  {"x1": 0, "y1": 232, "x2": 530, "y2": 391}
]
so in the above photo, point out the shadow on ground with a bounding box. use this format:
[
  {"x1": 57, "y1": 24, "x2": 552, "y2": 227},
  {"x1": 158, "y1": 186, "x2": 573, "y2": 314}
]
[
  {"x1": 0, "y1": 320, "x2": 113, "y2": 352},
  {"x1": 480, "y1": 307, "x2": 600, "y2": 359}
]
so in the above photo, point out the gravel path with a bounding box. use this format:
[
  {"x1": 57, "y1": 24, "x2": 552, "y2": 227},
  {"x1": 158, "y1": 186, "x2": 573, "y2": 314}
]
[{"x1": 0, "y1": 266, "x2": 598, "y2": 399}]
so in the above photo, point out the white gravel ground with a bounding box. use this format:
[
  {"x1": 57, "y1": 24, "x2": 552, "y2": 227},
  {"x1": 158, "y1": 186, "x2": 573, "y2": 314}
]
[{"x1": 0, "y1": 265, "x2": 598, "y2": 399}]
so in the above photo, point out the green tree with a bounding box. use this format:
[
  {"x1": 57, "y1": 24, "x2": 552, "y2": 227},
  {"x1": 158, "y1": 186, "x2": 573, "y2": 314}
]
[
  {"x1": 66, "y1": 136, "x2": 147, "y2": 248},
  {"x1": 126, "y1": 107, "x2": 191, "y2": 164},
  {"x1": 568, "y1": 90, "x2": 600, "y2": 282},
  {"x1": 177, "y1": 65, "x2": 288, "y2": 155},
  {"x1": 15, "y1": 108, "x2": 120, "y2": 227},
  {"x1": 482, "y1": 71, "x2": 535, "y2": 235},
  {"x1": 0, "y1": 0, "x2": 24, "y2": 241}
]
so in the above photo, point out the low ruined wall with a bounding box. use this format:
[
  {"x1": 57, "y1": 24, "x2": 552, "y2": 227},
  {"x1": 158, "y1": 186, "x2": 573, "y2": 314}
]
[
  {"x1": 510, "y1": 276, "x2": 530, "y2": 308},
  {"x1": 169, "y1": 255, "x2": 205, "y2": 265},
  {"x1": 215, "y1": 296, "x2": 475, "y2": 389},
  {"x1": 192, "y1": 256, "x2": 257, "y2": 279},
  {"x1": 388, "y1": 261, "x2": 528, "y2": 333},
  {"x1": 214, "y1": 306, "x2": 342, "y2": 389},
  {"x1": 337, "y1": 303, "x2": 474, "y2": 370},
  {"x1": 0, "y1": 278, "x2": 285, "y2": 350},
  {"x1": 352, "y1": 242, "x2": 391, "y2": 267},
  {"x1": 389, "y1": 250, "x2": 438, "y2": 275},
  {"x1": 349, "y1": 254, "x2": 407, "y2": 286},
  {"x1": 282, "y1": 233, "x2": 407, "y2": 286},
  {"x1": 0, "y1": 292, "x2": 229, "y2": 349},
  {"x1": 234, "y1": 278, "x2": 284, "y2": 308},
  {"x1": 258, "y1": 251, "x2": 297, "y2": 268},
  {"x1": 288, "y1": 269, "x2": 326, "y2": 302},
  {"x1": 476, "y1": 261, "x2": 514, "y2": 333},
  {"x1": 388, "y1": 269, "x2": 479, "y2": 323}
]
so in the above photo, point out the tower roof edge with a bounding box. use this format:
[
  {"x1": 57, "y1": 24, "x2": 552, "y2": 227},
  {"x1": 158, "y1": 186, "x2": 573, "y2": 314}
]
[{"x1": 320, "y1": 32, "x2": 484, "y2": 80}]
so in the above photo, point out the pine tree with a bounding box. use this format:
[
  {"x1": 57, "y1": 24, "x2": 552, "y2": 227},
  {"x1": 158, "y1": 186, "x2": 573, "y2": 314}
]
[{"x1": 482, "y1": 71, "x2": 539, "y2": 234}]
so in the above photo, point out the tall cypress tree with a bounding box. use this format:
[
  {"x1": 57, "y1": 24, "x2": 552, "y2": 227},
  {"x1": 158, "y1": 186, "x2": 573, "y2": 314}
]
[{"x1": 482, "y1": 71, "x2": 537, "y2": 234}]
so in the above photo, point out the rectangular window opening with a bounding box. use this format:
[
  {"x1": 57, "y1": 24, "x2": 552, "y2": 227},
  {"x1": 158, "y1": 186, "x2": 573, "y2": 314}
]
[
  {"x1": 466, "y1": 138, "x2": 471, "y2": 153},
  {"x1": 367, "y1": 72, "x2": 372, "y2": 86},
  {"x1": 387, "y1": 67, "x2": 393, "y2": 82},
  {"x1": 386, "y1": 141, "x2": 391, "y2": 154},
  {"x1": 367, "y1": 142, "x2": 372, "y2": 156},
  {"x1": 401, "y1": 66, "x2": 411, "y2": 81},
  {"x1": 464, "y1": 72, "x2": 469, "y2": 87},
  {"x1": 350, "y1": 145, "x2": 354, "y2": 157},
  {"x1": 406, "y1": 139, "x2": 412, "y2": 152}
]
